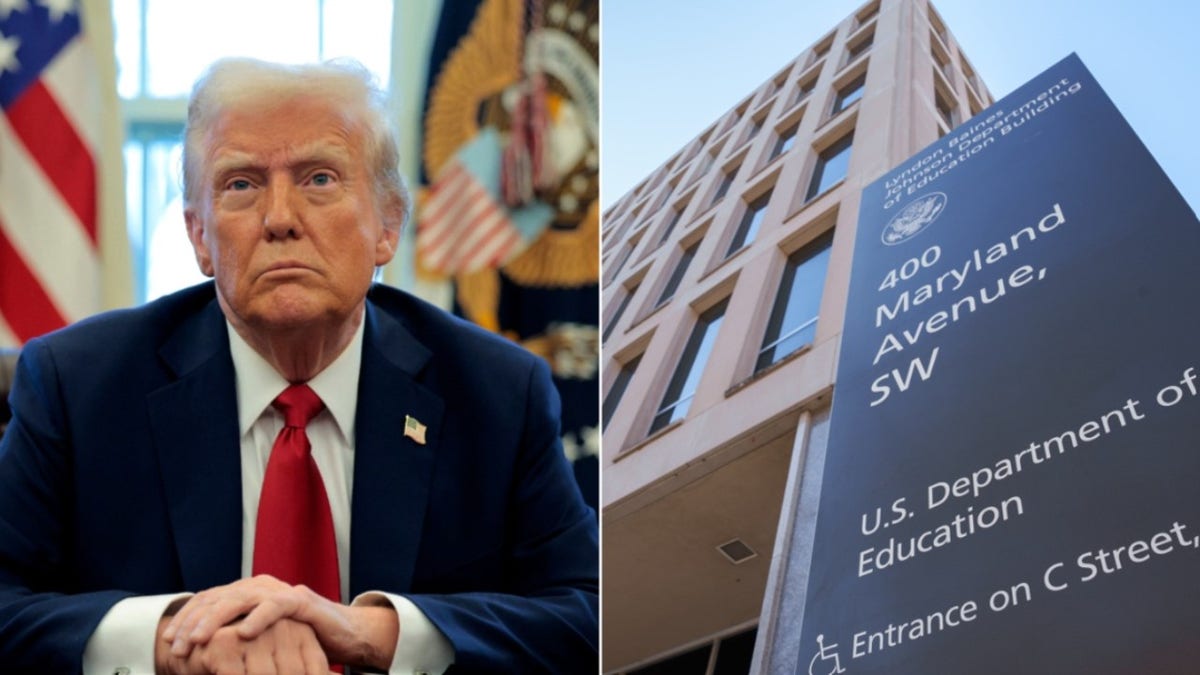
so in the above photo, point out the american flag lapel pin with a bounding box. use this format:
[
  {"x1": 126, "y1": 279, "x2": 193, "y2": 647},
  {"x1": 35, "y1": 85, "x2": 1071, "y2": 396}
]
[{"x1": 404, "y1": 414, "x2": 427, "y2": 445}]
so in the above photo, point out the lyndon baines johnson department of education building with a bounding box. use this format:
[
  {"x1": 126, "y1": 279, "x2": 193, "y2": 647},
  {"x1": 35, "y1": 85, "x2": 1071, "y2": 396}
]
[{"x1": 601, "y1": 1, "x2": 994, "y2": 673}]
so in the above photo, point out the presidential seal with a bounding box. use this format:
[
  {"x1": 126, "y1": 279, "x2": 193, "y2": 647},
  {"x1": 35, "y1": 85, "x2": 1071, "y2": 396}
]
[{"x1": 882, "y1": 192, "x2": 946, "y2": 246}]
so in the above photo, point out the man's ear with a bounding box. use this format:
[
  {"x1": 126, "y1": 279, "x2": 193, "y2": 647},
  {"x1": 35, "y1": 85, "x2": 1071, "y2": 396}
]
[
  {"x1": 375, "y1": 224, "x2": 400, "y2": 267},
  {"x1": 374, "y1": 194, "x2": 404, "y2": 266},
  {"x1": 185, "y1": 207, "x2": 215, "y2": 277}
]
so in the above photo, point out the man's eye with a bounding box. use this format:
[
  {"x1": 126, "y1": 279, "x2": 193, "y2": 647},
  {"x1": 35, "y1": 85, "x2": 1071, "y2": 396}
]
[
  {"x1": 311, "y1": 172, "x2": 334, "y2": 186},
  {"x1": 227, "y1": 179, "x2": 252, "y2": 191}
]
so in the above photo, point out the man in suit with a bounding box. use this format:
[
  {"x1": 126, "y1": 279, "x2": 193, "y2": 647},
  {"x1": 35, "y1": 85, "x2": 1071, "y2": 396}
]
[{"x1": 0, "y1": 58, "x2": 597, "y2": 674}]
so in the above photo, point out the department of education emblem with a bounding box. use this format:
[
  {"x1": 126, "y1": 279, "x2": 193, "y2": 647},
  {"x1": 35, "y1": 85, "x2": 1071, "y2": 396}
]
[{"x1": 882, "y1": 192, "x2": 947, "y2": 246}]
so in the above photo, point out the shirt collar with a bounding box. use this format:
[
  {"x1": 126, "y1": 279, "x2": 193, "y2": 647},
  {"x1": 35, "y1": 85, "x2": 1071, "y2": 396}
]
[{"x1": 227, "y1": 318, "x2": 364, "y2": 445}]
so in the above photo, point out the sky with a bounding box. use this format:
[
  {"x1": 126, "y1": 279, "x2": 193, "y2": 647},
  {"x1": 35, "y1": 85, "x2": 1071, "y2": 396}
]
[{"x1": 600, "y1": 0, "x2": 1199, "y2": 215}]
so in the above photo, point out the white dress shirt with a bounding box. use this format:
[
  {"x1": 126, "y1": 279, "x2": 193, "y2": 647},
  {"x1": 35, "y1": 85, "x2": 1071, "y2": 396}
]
[{"x1": 81, "y1": 318, "x2": 454, "y2": 674}]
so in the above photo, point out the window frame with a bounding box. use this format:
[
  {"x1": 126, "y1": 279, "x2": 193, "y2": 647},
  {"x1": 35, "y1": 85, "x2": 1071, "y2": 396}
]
[
  {"x1": 726, "y1": 189, "x2": 772, "y2": 256},
  {"x1": 770, "y1": 123, "x2": 799, "y2": 160},
  {"x1": 847, "y1": 31, "x2": 874, "y2": 61},
  {"x1": 831, "y1": 73, "x2": 866, "y2": 115},
  {"x1": 805, "y1": 132, "x2": 854, "y2": 202},
  {"x1": 710, "y1": 163, "x2": 739, "y2": 205},
  {"x1": 602, "y1": 282, "x2": 639, "y2": 343},
  {"x1": 649, "y1": 299, "x2": 728, "y2": 435},
  {"x1": 755, "y1": 229, "x2": 835, "y2": 372},
  {"x1": 656, "y1": 240, "x2": 700, "y2": 307},
  {"x1": 602, "y1": 353, "x2": 642, "y2": 429}
]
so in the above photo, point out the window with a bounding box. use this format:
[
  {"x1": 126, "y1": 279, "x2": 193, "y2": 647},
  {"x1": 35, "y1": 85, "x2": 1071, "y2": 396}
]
[
  {"x1": 656, "y1": 241, "x2": 699, "y2": 306},
  {"x1": 727, "y1": 190, "x2": 771, "y2": 255},
  {"x1": 725, "y1": 100, "x2": 751, "y2": 135},
  {"x1": 744, "y1": 117, "x2": 763, "y2": 145},
  {"x1": 602, "y1": 354, "x2": 642, "y2": 429},
  {"x1": 847, "y1": 32, "x2": 874, "y2": 60},
  {"x1": 968, "y1": 91, "x2": 983, "y2": 119},
  {"x1": 812, "y1": 34, "x2": 834, "y2": 60},
  {"x1": 795, "y1": 78, "x2": 816, "y2": 106},
  {"x1": 831, "y1": 74, "x2": 866, "y2": 115},
  {"x1": 659, "y1": 204, "x2": 686, "y2": 246},
  {"x1": 756, "y1": 230, "x2": 834, "y2": 371},
  {"x1": 932, "y1": 38, "x2": 953, "y2": 83},
  {"x1": 767, "y1": 69, "x2": 788, "y2": 97},
  {"x1": 805, "y1": 133, "x2": 853, "y2": 201},
  {"x1": 771, "y1": 125, "x2": 798, "y2": 159},
  {"x1": 962, "y1": 58, "x2": 976, "y2": 81},
  {"x1": 608, "y1": 239, "x2": 637, "y2": 282},
  {"x1": 650, "y1": 299, "x2": 728, "y2": 434},
  {"x1": 929, "y1": 10, "x2": 949, "y2": 46},
  {"x1": 114, "y1": 0, "x2": 394, "y2": 302},
  {"x1": 936, "y1": 90, "x2": 958, "y2": 129},
  {"x1": 855, "y1": 2, "x2": 880, "y2": 27},
  {"x1": 602, "y1": 283, "x2": 638, "y2": 342},
  {"x1": 962, "y1": 58, "x2": 979, "y2": 94},
  {"x1": 693, "y1": 150, "x2": 717, "y2": 183},
  {"x1": 711, "y1": 165, "x2": 738, "y2": 205}
]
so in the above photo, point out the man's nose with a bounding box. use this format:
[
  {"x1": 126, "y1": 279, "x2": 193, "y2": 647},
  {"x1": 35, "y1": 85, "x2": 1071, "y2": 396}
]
[{"x1": 262, "y1": 179, "x2": 302, "y2": 240}]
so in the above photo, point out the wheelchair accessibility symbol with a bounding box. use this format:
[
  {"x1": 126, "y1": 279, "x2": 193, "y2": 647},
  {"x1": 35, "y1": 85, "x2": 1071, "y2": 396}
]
[{"x1": 808, "y1": 634, "x2": 846, "y2": 675}]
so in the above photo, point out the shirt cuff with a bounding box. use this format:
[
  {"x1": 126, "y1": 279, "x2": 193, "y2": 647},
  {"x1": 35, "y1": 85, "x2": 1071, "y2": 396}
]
[
  {"x1": 82, "y1": 593, "x2": 192, "y2": 675},
  {"x1": 353, "y1": 591, "x2": 455, "y2": 675}
]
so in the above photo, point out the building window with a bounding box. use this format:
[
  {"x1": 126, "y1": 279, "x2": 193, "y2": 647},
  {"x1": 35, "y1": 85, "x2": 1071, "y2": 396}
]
[
  {"x1": 649, "y1": 299, "x2": 728, "y2": 434},
  {"x1": 768, "y1": 69, "x2": 788, "y2": 96},
  {"x1": 812, "y1": 34, "x2": 834, "y2": 60},
  {"x1": 805, "y1": 133, "x2": 853, "y2": 201},
  {"x1": 602, "y1": 354, "x2": 642, "y2": 430},
  {"x1": 831, "y1": 74, "x2": 866, "y2": 115},
  {"x1": 658, "y1": 204, "x2": 686, "y2": 245},
  {"x1": 936, "y1": 90, "x2": 958, "y2": 129},
  {"x1": 962, "y1": 58, "x2": 979, "y2": 94},
  {"x1": 602, "y1": 282, "x2": 638, "y2": 343},
  {"x1": 968, "y1": 91, "x2": 983, "y2": 119},
  {"x1": 929, "y1": 10, "x2": 949, "y2": 46},
  {"x1": 855, "y1": 1, "x2": 880, "y2": 26},
  {"x1": 656, "y1": 241, "x2": 700, "y2": 306},
  {"x1": 847, "y1": 32, "x2": 874, "y2": 60},
  {"x1": 726, "y1": 190, "x2": 771, "y2": 256},
  {"x1": 744, "y1": 117, "x2": 763, "y2": 146},
  {"x1": 609, "y1": 239, "x2": 637, "y2": 282},
  {"x1": 693, "y1": 150, "x2": 717, "y2": 184},
  {"x1": 932, "y1": 38, "x2": 953, "y2": 83},
  {"x1": 756, "y1": 230, "x2": 834, "y2": 371},
  {"x1": 771, "y1": 124, "x2": 798, "y2": 160},
  {"x1": 795, "y1": 77, "x2": 816, "y2": 106},
  {"x1": 711, "y1": 165, "x2": 738, "y2": 205}
]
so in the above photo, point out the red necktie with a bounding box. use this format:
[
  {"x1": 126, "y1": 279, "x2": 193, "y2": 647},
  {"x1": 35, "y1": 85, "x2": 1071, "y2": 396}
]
[{"x1": 252, "y1": 384, "x2": 340, "y2": 603}]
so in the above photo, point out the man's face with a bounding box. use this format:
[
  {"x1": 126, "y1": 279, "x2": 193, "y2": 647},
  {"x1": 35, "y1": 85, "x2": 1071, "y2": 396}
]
[{"x1": 185, "y1": 96, "x2": 398, "y2": 334}]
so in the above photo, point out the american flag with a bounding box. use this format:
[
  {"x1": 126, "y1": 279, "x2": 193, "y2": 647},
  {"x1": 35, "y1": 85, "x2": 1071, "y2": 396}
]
[
  {"x1": 0, "y1": 0, "x2": 110, "y2": 347},
  {"x1": 418, "y1": 128, "x2": 551, "y2": 275},
  {"x1": 419, "y1": 158, "x2": 525, "y2": 275}
]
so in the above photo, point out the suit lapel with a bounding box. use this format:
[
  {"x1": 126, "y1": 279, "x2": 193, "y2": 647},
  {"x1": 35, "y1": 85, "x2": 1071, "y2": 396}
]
[
  {"x1": 349, "y1": 300, "x2": 444, "y2": 596},
  {"x1": 148, "y1": 299, "x2": 244, "y2": 591}
]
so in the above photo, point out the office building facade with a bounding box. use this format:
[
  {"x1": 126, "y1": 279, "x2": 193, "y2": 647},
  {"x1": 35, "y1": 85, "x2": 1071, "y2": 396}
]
[{"x1": 601, "y1": 1, "x2": 993, "y2": 672}]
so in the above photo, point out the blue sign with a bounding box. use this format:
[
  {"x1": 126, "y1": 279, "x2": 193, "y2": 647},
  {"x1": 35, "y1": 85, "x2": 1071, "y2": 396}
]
[{"x1": 798, "y1": 54, "x2": 1200, "y2": 674}]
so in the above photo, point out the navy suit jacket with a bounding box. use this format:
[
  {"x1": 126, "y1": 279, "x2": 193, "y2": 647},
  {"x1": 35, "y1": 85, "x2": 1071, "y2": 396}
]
[{"x1": 0, "y1": 283, "x2": 598, "y2": 673}]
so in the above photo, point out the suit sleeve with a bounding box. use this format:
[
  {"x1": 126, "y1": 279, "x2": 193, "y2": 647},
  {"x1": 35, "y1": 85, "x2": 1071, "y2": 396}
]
[
  {"x1": 0, "y1": 340, "x2": 134, "y2": 672},
  {"x1": 404, "y1": 357, "x2": 599, "y2": 673}
]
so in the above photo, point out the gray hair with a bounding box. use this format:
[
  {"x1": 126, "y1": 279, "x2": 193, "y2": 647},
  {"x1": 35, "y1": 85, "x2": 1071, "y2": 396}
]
[{"x1": 181, "y1": 57, "x2": 410, "y2": 231}]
